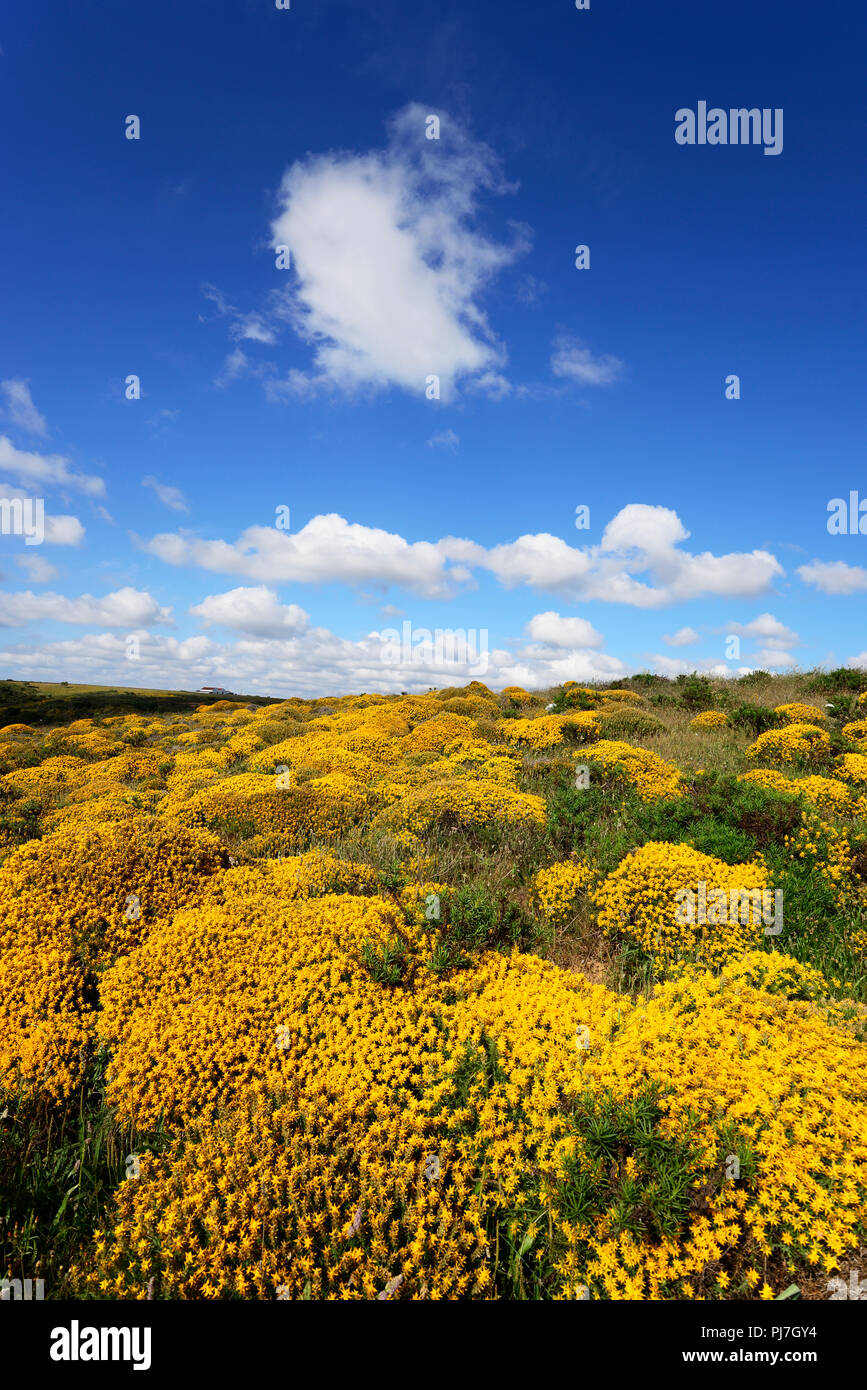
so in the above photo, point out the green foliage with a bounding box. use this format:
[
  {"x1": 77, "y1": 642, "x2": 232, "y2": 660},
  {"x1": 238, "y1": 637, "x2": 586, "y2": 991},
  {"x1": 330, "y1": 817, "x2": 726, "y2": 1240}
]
[
  {"x1": 377, "y1": 859, "x2": 409, "y2": 891},
  {"x1": 360, "y1": 936, "x2": 408, "y2": 986},
  {"x1": 597, "y1": 708, "x2": 665, "y2": 738},
  {"x1": 675, "y1": 674, "x2": 714, "y2": 711},
  {"x1": 554, "y1": 1086, "x2": 756, "y2": 1255},
  {"x1": 421, "y1": 886, "x2": 540, "y2": 974},
  {"x1": 544, "y1": 774, "x2": 645, "y2": 879},
  {"x1": 728, "y1": 704, "x2": 782, "y2": 736},
  {"x1": 807, "y1": 667, "x2": 867, "y2": 694},
  {"x1": 762, "y1": 833, "x2": 867, "y2": 999},
  {"x1": 426, "y1": 942, "x2": 456, "y2": 974},
  {"x1": 546, "y1": 695, "x2": 569, "y2": 714},
  {"x1": 449, "y1": 885, "x2": 498, "y2": 947},
  {"x1": 0, "y1": 1052, "x2": 172, "y2": 1297},
  {"x1": 824, "y1": 695, "x2": 860, "y2": 726},
  {"x1": 736, "y1": 670, "x2": 772, "y2": 686},
  {"x1": 636, "y1": 773, "x2": 802, "y2": 864},
  {"x1": 564, "y1": 688, "x2": 598, "y2": 711},
  {"x1": 0, "y1": 796, "x2": 44, "y2": 847}
]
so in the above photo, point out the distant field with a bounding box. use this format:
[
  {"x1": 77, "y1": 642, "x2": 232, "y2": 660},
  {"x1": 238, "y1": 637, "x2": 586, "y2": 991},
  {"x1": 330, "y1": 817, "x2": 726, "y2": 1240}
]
[
  {"x1": 0, "y1": 679, "x2": 275, "y2": 726},
  {"x1": 26, "y1": 682, "x2": 206, "y2": 698}
]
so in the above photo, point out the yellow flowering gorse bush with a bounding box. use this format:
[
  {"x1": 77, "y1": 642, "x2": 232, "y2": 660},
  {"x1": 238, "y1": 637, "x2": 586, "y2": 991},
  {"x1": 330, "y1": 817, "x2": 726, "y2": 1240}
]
[{"x1": 2, "y1": 680, "x2": 865, "y2": 1305}]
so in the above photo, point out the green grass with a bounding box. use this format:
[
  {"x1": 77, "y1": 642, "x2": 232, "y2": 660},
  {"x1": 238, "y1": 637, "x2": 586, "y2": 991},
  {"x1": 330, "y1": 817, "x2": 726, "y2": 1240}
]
[{"x1": 0, "y1": 1052, "x2": 172, "y2": 1297}]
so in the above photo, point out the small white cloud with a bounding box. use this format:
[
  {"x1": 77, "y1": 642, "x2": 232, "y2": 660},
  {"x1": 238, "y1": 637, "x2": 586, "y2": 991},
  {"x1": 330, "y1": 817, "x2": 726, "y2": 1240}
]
[
  {"x1": 0, "y1": 437, "x2": 104, "y2": 495},
  {"x1": 235, "y1": 314, "x2": 276, "y2": 344},
  {"x1": 142, "y1": 475, "x2": 189, "y2": 513},
  {"x1": 190, "y1": 586, "x2": 309, "y2": 638},
  {"x1": 798, "y1": 560, "x2": 867, "y2": 595},
  {"x1": 214, "y1": 348, "x2": 253, "y2": 389},
  {"x1": 0, "y1": 484, "x2": 85, "y2": 544},
  {"x1": 663, "y1": 626, "x2": 700, "y2": 647},
  {"x1": 16, "y1": 554, "x2": 58, "y2": 583},
  {"x1": 724, "y1": 614, "x2": 799, "y2": 651},
  {"x1": 43, "y1": 514, "x2": 85, "y2": 545},
  {"x1": 146, "y1": 408, "x2": 181, "y2": 429},
  {"x1": 465, "y1": 371, "x2": 512, "y2": 400},
  {"x1": 1, "y1": 379, "x2": 48, "y2": 437},
  {"x1": 550, "y1": 333, "x2": 623, "y2": 387},
  {"x1": 524, "y1": 611, "x2": 604, "y2": 649},
  {"x1": 426, "y1": 429, "x2": 460, "y2": 452},
  {"x1": 201, "y1": 285, "x2": 278, "y2": 346},
  {"x1": 515, "y1": 275, "x2": 547, "y2": 305},
  {"x1": 751, "y1": 647, "x2": 797, "y2": 670}
]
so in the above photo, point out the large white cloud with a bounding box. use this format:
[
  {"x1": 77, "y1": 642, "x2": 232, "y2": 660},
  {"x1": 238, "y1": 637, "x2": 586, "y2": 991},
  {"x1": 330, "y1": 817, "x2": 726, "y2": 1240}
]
[
  {"x1": 750, "y1": 646, "x2": 798, "y2": 670},
  {"x1": 0, "y1": 587, "x2": 172, "y2": 629},
  {"x1": 137, "y1": 504, "x2": 784, "y2": 608},
  {"x1": 266, "y1": 104, "x2": 527, "y2": 400},
  {"x1": 478, "y1": 505, "x2": 783, "y2": 606},
  {"x1": 139, "y1": 514, "x2": 467, "y2": 599}
]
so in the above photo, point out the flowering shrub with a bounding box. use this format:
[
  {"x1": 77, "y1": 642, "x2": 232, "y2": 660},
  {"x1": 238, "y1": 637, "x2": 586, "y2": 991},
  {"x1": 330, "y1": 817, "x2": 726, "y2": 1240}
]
[
  {"x1": 594, "y1": 840, "x2": 772, "y2": 970},
  {"x1": 738, "y1": 768, "x2": 792, "y2": 793},
  {"x1": 393, "y1": 778, "x2": 546, "y2": 835},
  {"x1": 599, "y1": 688, "x2": 644, "y2": 704},
  {"x1": 745, "y1": 723, "x2": 831, "y2": 764},
  {"x1": 501, "y1": 712, "x2": 599, "y2": 751},
  {"x1": 68, "y1": 931, "x2": 867, "y2": 1303},
  {"x1": 177, "y1": 772, "x2": 370, "y2": 842},
  {"x1": 533, "y1": 859, "x2": 594, "y2": 926},
  {"x1": 0, "y1": 817, "x2": 228, "y2": 1104},
  {"x1": 783, "y1": 814, "x2": 858, "y2": 902},
  {"x1": 740, "y1": 768, "x2": 852, "y2": 815},
  {"x1": 842, "y1": 718, "x2": 867, "y2": 746},
  {"x1": 562, "y1": 685, "x2": 601, "y2": 707},
  {"x1": 581, "y1": 740, "x2": 684, "y2": 802},
  {"x1": 836, "y1": 752, "x2": 867, "y2": 784},
  {"x1": 689, "y1": 711, "x2": 729, "y2": 730},
  {"x1": 774, "y1": 702, "x2": 828, "y2": 725}
]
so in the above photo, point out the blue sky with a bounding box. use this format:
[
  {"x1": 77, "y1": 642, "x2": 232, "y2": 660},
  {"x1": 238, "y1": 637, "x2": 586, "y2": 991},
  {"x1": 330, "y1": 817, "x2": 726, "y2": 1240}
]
[{"x1": 1, "y1": 0, "x2": 865, "y2": 696}]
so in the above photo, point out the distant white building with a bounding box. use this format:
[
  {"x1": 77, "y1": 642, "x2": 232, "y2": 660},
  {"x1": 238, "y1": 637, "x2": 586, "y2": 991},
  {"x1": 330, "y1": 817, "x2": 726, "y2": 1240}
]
[{"x1": 200, "y1": 686, "x2": 234, "y2": 695}]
